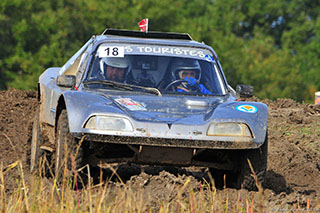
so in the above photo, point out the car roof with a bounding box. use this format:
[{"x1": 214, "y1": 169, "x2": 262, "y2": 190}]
[{"x1": 93, "y1": 28, "x2": 218, "y2": 58}]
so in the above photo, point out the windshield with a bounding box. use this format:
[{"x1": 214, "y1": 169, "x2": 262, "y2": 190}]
[{"x1": 85, "y1": 43, "x2": 226, "y2": 95}]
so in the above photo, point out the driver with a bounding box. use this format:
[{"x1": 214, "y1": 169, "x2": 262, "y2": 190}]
[
  {"x1": 171, "y1": 58, "x2": 212, "y2": 94},
  {"x1": 98, "y1": 57, "x2": 129, "y2": 83}
]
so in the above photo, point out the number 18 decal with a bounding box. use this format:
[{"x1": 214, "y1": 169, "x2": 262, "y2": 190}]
[{"x1": 99, "y1": 46, "x2": 124, "y2": 57}]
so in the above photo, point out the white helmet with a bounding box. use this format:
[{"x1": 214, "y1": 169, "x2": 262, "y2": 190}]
[{"x1": 100, "y1": 57, "x2": 129, "y2": 75}]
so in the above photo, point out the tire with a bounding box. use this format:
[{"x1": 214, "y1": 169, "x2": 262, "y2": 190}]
[
  {"x1": 30, "y1": 111, "x2": 44, "y2": 173},
  {"x1": 55, "y1": 109, "x2": 85, "y2": 184},
  {"x1": 209, "y1": 132, "x2": 268, "y2": 190},
  {"x1": 209, "y1": 168, "x2": 230, "y2": 189},
  {"x1": 235, "y1": 132, "x2": 268, "y2": 190}
]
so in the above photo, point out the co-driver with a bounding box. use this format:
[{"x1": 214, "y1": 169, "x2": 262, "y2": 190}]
[{"x1": 170, "y1": 58, "x2": 212, "y2": 94}]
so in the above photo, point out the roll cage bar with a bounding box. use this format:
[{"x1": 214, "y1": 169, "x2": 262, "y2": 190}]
[{"x1": 102, "y1": 28, "x2": 193, "y2": 41}]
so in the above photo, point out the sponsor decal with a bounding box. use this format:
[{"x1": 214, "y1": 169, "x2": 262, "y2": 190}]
[
  {"x1": 236, "y1": 104, "x2": 257, "y2": 113},
  {"x1": 98, "y1": 44, "x2": 212, "y2": 59},
  {"x1": 205, "y1": 54, "x2": 214, "y2": 62},
  {"x1": 98, "y1": 46, "x2": 125, "y2": 57},
  {"x1": 115, "y1": 98, "x2": 146, "y2": 111},
  {"x1": 131, "y1": 46, "x2": 206, "y2": 58}
]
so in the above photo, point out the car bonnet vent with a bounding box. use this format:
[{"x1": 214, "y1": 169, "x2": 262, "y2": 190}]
[{"x1": 102, "y1": 28, "x2": 193, "y2": 40}]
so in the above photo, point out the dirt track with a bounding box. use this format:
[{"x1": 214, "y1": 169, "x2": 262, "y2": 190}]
[{"x1": 1, "y1": 88, "x2": 320, "y2": 210}]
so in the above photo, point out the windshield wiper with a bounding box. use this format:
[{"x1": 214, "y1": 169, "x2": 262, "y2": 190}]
[
  {"x1": 83, "y1": 80, "x2": 162, "y2": 96},
  {"x1": 83, "y1": 80, "x2": 133, "y2": 91}
]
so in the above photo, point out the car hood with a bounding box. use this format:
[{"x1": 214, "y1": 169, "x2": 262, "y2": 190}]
[
  {"x1": 102, "y1": 93, "x2": 224, "y2": 124},
  {"x1": 63, "y1": 89, "x2": 268, "y2": 141}
]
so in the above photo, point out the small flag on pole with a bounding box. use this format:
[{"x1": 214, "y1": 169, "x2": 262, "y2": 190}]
[{"x1": 138, "y1": 18, "x2": 148, "y2": 32}]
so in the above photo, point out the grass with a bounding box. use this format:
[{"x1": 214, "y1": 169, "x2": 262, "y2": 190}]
[
  {"x1": 296, "y1": 126, "x2": 320, "y2": 137},
  {"x1": 290, "y1": 122, "x2": 320, "y2": 154},
  {"x1": 0, "y1": 159, "x2": 268, "y2": 213},
  {"x1": 270, "y1": 117, "x2": 320, "y2": 154}
]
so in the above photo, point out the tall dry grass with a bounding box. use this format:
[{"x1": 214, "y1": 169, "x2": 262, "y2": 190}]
[
  {"x1": 0, "y1": 132, "x2": 273, "y2": 212},
  {"x1": 0, "y1": 158, "x2": 269, "y2": 213}
]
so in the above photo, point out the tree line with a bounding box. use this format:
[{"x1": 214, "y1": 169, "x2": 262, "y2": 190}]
[{"x1": 1, "y1": 0, "x2": 319, "y2": 102}]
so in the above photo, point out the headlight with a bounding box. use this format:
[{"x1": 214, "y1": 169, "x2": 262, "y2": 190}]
[
  {"x1": 207, "y1": 122, "x2": 252, "y2": 137},
  {"x1": 85, "y1": 116, "x2": 133, "y2": 132}
]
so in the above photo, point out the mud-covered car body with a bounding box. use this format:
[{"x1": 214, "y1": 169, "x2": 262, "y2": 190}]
[{"x1": 33, "y1": 29, "x2": 268, "y2": 189}]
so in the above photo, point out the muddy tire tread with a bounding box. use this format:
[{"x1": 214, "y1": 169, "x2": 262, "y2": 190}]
[{"x1": 55, "y1": 109, "x2": 84, "y2": 179}]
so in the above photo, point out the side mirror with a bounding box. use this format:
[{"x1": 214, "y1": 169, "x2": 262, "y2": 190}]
[
  {"x1": 236, "y1": 84, "x2": 254, "y2": 98},
  {"x1": 56, "y1": 75, "x2": 76, "y2": 88}
]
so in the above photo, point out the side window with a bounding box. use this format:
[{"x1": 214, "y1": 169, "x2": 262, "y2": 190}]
[{"x1": 86, "y1": 56, "x2": 102, "y2": 81}]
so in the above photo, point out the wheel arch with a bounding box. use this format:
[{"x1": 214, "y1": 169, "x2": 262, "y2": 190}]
[{"x1": 55, "y1": 95, "x2": 67, "y2": 133}]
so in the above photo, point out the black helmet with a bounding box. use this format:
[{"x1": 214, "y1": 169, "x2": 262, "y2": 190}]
[{"x1": 170, "y1": 58, "x2": 201, "y2": 81}]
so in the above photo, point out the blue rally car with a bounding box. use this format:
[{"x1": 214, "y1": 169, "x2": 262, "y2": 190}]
[{"x1": 30, "y1": 29, "x2": 268, "y2": 190}]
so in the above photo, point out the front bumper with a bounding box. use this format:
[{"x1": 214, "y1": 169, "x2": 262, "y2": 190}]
[{"x1": 73, "y1": 133, "x2": 262, "y2": 149}]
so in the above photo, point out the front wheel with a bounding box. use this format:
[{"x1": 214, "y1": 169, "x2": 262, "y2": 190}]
[
  {"x1": 55, "y1": 109, "x2": 85, "y2": 184},
  {"x1": 209, "y1": 132, "x2": 268, "y2": 190},
  {"x1": 235, "y1": 133, "x2": 268, "y2": 190}
]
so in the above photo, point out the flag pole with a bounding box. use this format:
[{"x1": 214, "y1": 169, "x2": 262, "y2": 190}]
[{"x1": 146, "y1": 18, "x2": 148, "y2": 33}]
